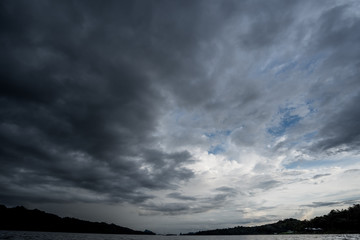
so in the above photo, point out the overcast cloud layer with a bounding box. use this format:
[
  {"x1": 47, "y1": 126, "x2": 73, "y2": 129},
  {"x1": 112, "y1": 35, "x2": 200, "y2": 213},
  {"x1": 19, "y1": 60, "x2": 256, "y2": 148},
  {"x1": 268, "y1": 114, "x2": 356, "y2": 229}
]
[{"x1": 1, "y1": 0, "x2": 360, "y2": 234}]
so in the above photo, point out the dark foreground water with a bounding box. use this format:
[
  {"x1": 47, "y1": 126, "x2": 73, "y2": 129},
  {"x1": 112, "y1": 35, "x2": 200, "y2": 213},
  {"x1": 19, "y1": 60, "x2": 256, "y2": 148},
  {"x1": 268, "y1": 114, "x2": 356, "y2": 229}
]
[{"x1": 1, "y1": 231, "x2": 359, "y2": 240}]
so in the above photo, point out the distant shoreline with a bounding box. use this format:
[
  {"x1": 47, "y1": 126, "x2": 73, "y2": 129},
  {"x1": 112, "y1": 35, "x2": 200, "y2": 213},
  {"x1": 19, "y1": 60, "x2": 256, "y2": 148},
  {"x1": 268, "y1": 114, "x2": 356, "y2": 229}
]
[{"x1": 183, "y1": 204, "x2": 360, "y2": 235}]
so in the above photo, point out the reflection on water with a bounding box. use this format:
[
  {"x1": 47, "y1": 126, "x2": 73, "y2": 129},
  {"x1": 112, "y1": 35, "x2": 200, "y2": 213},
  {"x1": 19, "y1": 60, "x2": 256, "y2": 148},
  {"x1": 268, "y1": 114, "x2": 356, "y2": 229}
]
[{"x1": 1, "y1": 231, "x2": 359, "y2": 240}]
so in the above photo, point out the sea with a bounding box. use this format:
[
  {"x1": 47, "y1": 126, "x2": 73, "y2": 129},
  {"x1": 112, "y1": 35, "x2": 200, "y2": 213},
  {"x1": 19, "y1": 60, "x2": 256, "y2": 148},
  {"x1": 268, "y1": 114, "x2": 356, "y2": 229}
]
[{"x1": 0, "y1": 231, "x2": 359, "y2": 240}]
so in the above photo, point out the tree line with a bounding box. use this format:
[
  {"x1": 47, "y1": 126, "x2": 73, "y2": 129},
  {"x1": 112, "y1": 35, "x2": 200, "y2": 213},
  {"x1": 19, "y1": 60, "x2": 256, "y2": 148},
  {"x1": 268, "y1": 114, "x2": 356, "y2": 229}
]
[
  {"x1": 0, "y1": 204, "x2": 155, "y2": 235},
  {"x1": 184, "y1": 204, "x2": 360, "y2": 235}
]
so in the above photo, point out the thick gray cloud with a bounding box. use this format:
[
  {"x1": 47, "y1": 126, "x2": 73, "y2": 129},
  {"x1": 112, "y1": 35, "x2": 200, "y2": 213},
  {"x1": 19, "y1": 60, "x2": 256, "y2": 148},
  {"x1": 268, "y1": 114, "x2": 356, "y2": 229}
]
[
  {"x1": 0, "y1": 0, "x2": 200, "y2": 206},
  {"x1": 141, "y1": 186, "x2": 238, "y2": 216},
  {"x1": 1, "y1": 0, "x2": 360, "y2": 233},
  {"x1": 301, "y1": 200, "x2": 360, "y2": 208},
  {"x1": 312, "y1": 174, "x2": 331, "y2": 180},
  {"x1": 167, "y1": 192, "x2": 197, "y2": 201},
  {"x1": 304, "y1": 3, "x2": 360, "y2": 154}
]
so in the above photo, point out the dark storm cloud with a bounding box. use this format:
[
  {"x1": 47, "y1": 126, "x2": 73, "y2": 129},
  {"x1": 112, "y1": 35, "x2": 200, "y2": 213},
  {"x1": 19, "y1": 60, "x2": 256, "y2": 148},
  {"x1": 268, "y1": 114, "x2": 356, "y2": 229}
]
[
  {"x1": 0, "y1": 0, "x2": 212, "y2": 205},
  {"x1": 167, "y1": 192, "x2": 197, "y2": 201},
  {"x1": 304, "y1": 4, "x2": 360, "y2": 154},
  {"x1": 313, "y1": 93, "x2": 360, "y2": 153},
  {"x1": 238, "y1": 0, "x2": 298, "y2": 49},
  {"x1": 302, "y1": 199, "x2": 360, "y2": 209},
  {"x1": 1, "y1": 1, "x2": 360, "y2": 231},
  {"x1": 140, "y1": 187, "x2": 238, "y2": 215},
  {"x1": 210, "y1": 186, "x2": 237, "y2": 203},
  {"x1": 302, "y1": 201, "x2": 341, "y2": 208},
  {"x1": 139, "y1": 202, "x2": 214, "y2": 216}
]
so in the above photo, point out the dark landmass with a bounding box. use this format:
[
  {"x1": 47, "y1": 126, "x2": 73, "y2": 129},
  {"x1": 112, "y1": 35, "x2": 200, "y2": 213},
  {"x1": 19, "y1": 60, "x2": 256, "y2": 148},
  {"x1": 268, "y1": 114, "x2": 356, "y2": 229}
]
[
  {"x1": 184, "y1": 204, "x2": 360, "y2": 235},
  {"x1": 0, "y1": 204, "x2": 155, "y2": 235}
]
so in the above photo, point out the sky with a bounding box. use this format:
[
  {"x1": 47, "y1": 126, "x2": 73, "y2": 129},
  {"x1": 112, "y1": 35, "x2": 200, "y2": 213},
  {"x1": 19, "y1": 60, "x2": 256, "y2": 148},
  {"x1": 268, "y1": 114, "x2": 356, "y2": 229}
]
[{"x1": 1, "y1": 0, "x2": 360, "y2": 234}]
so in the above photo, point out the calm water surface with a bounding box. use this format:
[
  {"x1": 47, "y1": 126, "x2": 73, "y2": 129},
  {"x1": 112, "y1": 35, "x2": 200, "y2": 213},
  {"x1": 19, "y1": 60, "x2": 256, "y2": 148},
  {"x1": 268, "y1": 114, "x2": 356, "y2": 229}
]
[{"x1": 1, "y1": 231, "x2": 359, "y2": 240}]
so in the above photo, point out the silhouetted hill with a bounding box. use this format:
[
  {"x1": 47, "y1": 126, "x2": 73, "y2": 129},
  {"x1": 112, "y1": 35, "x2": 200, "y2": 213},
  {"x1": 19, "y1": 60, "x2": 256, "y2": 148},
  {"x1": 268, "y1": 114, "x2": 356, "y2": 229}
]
[
  {"x1": 184, "y1": 204, "x2": 360, "y2": 235},
  {"x1": 0, "y1": 204, "x2": 155, "y2": 235}
]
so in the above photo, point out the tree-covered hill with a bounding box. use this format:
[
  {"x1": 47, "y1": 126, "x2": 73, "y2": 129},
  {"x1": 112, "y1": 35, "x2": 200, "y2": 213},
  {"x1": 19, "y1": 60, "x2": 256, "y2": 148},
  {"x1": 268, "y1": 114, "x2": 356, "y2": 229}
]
[
  {"x1": 0, "y1": 204, "x2": 155, "y2": 235},
  {"x1": 185, "y1": 204, "x2": 360, "y2": 235},
  {"x1": 308, "y1": 204, "x2": 360, "y2": 233}
]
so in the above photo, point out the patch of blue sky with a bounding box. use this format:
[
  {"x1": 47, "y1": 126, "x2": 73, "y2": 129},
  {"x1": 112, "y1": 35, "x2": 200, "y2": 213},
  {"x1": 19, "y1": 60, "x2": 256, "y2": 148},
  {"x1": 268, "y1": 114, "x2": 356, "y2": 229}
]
[
  {"x1": 305, "y1": 99, "x2": 317, "y2": 113},
  {"x1": 208, "y1": 144, "x2": 225, "y2": 155},
  {"x1": 204, "y1": 129, "x2": 232, "y2": 139},
  {"x1": 267, "y1": 100, "x2": 318, "y2": 138},
  {"x1": 205, "y1": 132, "x2": 216, "y2": 138},
  {"x1": 267, "y1": 107, "x2": 302, "y2": 137},
  {"x1": 282, "y1": 114, "x2": 302, "y2": 127}
]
